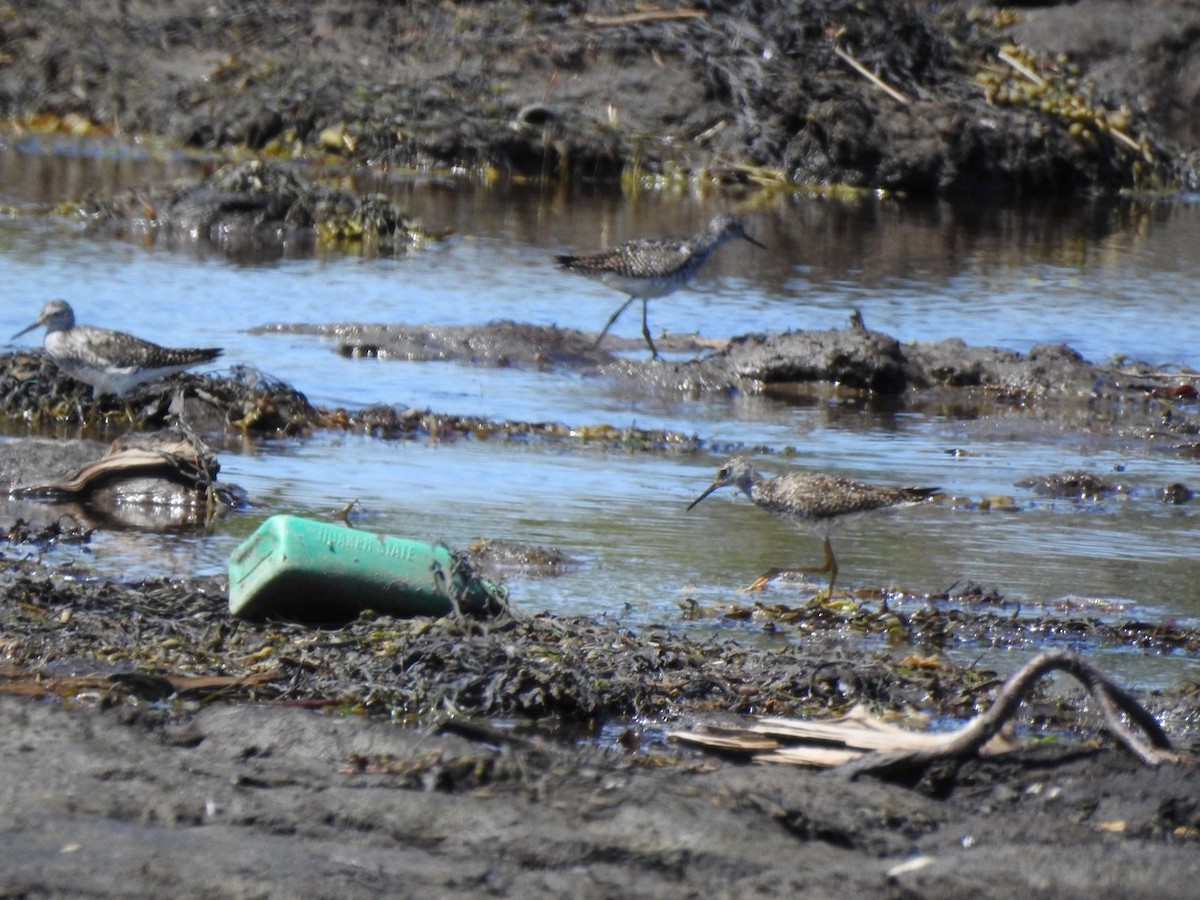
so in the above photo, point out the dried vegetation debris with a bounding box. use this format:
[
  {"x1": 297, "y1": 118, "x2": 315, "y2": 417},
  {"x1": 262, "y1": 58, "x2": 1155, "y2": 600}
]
[
  {"x1": 0, "y1": 352, "x2": 319, "y2": 436},
  {"x1": 0, "y1": 569, "x2": 964, "y2": 722},
  {"x1": 75, "y1": 160, "x2": 434, "y2": 258},
  {"x1": 2, "y1": 567, "x2": 1199, "y2": 738},
  {"x1": 1, "y1": 516, "x2": 93, "y2": 549},
  {"x1": 649, "y1": 0, "x2": 1157, "y2": 184},
  {"x1": 0, "y1": 350, "x2": 96, "y2": 421},
  {"x1": 0, "y1": 344, "x2": 706, "y2": 450},
  {"x1": 327, "y1": 403, "x2": 704, "y2": 452}
]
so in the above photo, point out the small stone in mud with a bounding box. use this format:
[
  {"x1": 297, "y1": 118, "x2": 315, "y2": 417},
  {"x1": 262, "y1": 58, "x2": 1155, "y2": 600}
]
[
  {"x1": 947, "y1": 581, "x2": 1006, "y2": 605},
  {"x1": 1015, "y1": 470, "x2": 1128, "y2": 500},
  {"x1": 1160, "y1": 483, "x2": 1194, "y2": 504}
]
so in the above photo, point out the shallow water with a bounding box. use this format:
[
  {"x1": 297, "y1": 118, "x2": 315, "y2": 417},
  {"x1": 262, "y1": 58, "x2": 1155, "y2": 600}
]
[{"x1": 2, "y1": 140, "x2": 1198, "y2": 686}]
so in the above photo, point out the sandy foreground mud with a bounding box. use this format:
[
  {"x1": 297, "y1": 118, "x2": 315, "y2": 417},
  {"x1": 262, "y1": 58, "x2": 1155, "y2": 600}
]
[{"x1": 2, "y1": 2, "x2": 1200, "y2": 898}]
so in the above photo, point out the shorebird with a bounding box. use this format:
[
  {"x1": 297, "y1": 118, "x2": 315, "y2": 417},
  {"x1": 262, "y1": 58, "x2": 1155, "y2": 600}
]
[
  {"x1": 688, "y1": 456, "x2": 941, "y2": 595},
  {"x1": 555, "y1": 214, "x2": 765, "y2": 359},
  {"x1": 12, "y1": 299, "x2": 223, "y2": 403}
]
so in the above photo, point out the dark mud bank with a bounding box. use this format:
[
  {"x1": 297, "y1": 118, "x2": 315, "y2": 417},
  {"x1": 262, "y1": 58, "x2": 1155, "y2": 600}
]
[
  {"x1": 2, "y1": 566, "x2": 1200, "y2": 898},
  {"x1": 5, "y1": 314, "x2": 1199, "y2": 455},
  {"x1": 1, "y1": 1, "x2": 1198, "y2": 195},
  {"x1": 256, "y1": 318, "x2": 1200, "y2": 454}
]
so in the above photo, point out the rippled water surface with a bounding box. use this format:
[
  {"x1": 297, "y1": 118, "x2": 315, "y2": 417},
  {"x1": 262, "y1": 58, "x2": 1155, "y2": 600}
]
[{"x1": 2, "y1": 142, "x2": 1198, "y2": 686}]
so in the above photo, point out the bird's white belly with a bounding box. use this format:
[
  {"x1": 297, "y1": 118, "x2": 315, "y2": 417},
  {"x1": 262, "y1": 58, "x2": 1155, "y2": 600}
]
[{"x1": 595, "y1": 271, "x2": 680, "y2": 299}]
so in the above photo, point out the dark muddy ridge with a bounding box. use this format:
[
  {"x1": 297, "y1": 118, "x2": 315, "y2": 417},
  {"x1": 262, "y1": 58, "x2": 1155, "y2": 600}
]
[
  {"x1": 1, "y1": 1, "x2": 1198, "y2": 196},
  {"x1": 5, "y1": 320, "x2": 1200, "y2": 456}
]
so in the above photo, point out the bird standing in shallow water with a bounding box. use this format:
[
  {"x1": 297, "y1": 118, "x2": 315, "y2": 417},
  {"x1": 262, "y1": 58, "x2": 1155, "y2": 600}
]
[
  {"x1": 688, "y1": 456, "x2": 941, "y2": 596},
  {"x1": 555, "y1": 214, "x2": 765, "y2": 359},
  {"x1": 12, "y1": 299, "x2": 223, "y2": 401}
]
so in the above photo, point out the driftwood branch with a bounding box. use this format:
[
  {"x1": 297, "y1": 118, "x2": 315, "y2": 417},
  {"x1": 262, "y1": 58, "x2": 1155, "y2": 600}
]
[
  {"x1": 839, "y1": 650, "x2": 1184, "y2": 780},
  {"x1": 670, "y1": 652, "x2": 1188, "y2": 777}
]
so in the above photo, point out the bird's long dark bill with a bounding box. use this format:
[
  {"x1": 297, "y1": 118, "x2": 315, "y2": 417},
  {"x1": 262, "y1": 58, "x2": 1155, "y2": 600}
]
[
  {"x1": 10, "y1": 321, "x2": 40, "y2": 341},
  {"x1": 687, "y1": 482, "x2": 722, "y2": 511},
  {"x1": 743, "y1": 233, "x2": 767, "y2": 250}
]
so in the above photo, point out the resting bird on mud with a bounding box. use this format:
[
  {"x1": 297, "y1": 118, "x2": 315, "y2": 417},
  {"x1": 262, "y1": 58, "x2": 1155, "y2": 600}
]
[
  {"x1": 555, "y1": 214, "x2": 765, "y2": 359},
  {"x1": 12, "y1": 299, "x2": 223, "y2": 400},
  {"x1": 688, "y1": 456, "x2": 941, "y2": 595}
]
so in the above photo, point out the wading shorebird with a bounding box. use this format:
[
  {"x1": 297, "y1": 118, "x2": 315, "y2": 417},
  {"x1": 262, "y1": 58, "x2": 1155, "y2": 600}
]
[
  {"x1": 688, "y1": 456, "x2": 941, "y2": 595},
  {"x1": 12, "y1": 300, "x2": 223, "y2": 407},
  {"x1": 555, "y1": 214, "x2": 765, "y2": 359}
]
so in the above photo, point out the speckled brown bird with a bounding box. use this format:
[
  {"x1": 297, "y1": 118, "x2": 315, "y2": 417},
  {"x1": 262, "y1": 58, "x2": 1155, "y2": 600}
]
[
  {"x1": 12, "y1": 299, "x2": 223, "y2": 398},
  {"x1": 555, "y1": 214, "x2": 764, "y2": 359},
  {"x1": 688, "y1": 456, "x2": 941, "y2": 595}
]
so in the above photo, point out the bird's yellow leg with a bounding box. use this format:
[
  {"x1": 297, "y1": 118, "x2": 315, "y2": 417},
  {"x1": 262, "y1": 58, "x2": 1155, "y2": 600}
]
[
  {"x1": 640, "y1": 298, "x2": 659, "y2": 359},
  {"x1": 591, "y1": 296, "x2": 638, "y2": 351},
  {"x1": 741, "y1": 537, "x2": 840, "y2": 597},
  {"x1": 743, "y1": 567, "x2": 783, "y2": 592},
  {"x1": 82, "y1": 397, "x2": 105, "y2": 431},
  {"x1": 820, "y1": 536, "x2": 838, "y2": 598}
]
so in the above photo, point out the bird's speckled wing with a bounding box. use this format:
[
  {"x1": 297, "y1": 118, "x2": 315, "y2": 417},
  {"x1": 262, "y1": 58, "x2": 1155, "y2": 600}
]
[
  {"x1": 48, "y1": 326, "x2": 221, "y2": 371},
  {"x1": 556, "y1": 237, "x2": 692, "y2": 280},
  {"x1": 755, "y1": 472, "x2": 937, "y2": 523}
]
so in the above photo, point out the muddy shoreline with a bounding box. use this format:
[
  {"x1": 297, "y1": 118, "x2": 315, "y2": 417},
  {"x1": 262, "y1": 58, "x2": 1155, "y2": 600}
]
[
  {"x1": 3, "y1": 2, "x2": 1200, "y2": 897},
  {"x1": 2, "y1": 1, "x2": 1200, "y2": 195}
]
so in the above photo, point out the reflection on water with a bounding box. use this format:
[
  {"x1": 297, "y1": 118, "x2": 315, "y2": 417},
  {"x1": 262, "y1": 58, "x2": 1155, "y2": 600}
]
[{"x1": 1, "y1": 141, "x2": 1198, "y2": 686}]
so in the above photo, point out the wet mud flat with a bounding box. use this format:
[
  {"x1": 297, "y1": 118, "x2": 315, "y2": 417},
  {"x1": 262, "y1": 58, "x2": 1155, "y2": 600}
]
[
  {"x1": 2, "y1": 558, "x2": 1200, "y2": 898},
  {"x1": 3, "y1": 2, "x2": 1200, "y2": 897}
]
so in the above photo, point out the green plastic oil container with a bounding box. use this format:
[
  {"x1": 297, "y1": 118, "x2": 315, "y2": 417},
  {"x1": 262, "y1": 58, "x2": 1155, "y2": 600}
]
[{"x1": 228, "y1": 515, "x2": 507, "y2": 623}]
